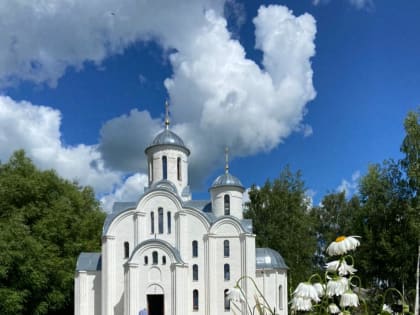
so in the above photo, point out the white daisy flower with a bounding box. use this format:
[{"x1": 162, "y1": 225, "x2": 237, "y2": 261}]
[
  {"x1": 339, "y1": 290, "x2": 359, "y2": 307},
  {"x1": 326, "y1": 236, "x2": 360, "y2": 256},
  {"x1": 326, "y1": 260, "x2": 357, "y2": 276},
  {"x1": 293, "y1": 282, "x2": 320, "y2": 302},
  {"x1": 313, "y1": 282, "x2": 325, "y2": 298},
  {"x1": 291, "y1": 296, "x2": 312, "y2": 311},
  {"x1": 226, "y1": 287, "x2": 244, "y2": 302},
  {"x1": 326, "y1": 277, "x2": 349, "y2": 297},
  {"x1": 328, "y1": 303, "x2": 341, "y2": 314}
]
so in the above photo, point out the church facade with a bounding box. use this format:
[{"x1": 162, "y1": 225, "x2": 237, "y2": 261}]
[{"x1": 74, "y1": 112, "x2": 288, "y2": 315}]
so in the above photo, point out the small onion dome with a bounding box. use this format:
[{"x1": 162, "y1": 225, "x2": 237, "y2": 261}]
[
  {"x1": 256, "y1": 248, "x2": 288, "y2": 270},
  {"x1": 211, "y1": 172, "x2": 244, "y2": 190},
  {"x1": 145, "y1": 129, "x2": 190, "y2": 155}
]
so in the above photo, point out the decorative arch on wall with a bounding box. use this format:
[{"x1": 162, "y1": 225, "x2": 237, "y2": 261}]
[
  {"x1": 209, "y1": 217, "x2": 246, "y2": 235},
  {"x1": 128, "y1": 238, "x2": 186, "y2": 265},
  {"x1": 146, "y1": 283, "x2": 164, "y2": 295}
]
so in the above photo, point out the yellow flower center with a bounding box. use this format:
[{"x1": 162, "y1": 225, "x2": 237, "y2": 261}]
[{"x1": 335, "y1": 236, "x2": 346, "y2": 242}]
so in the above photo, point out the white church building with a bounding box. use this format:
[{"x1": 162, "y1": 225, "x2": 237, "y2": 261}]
[{"x1": 74, "y1": 108, "x2": 288, "y2": 315}]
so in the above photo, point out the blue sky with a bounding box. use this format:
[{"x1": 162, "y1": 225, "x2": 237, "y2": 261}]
[{"x1": 0, "y1": 0, "x2": 418, "y2": 210}]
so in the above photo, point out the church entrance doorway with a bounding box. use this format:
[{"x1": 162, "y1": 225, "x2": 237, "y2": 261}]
[{"x1": 147, "y1": 294, "x2": 164, "y2": 315}]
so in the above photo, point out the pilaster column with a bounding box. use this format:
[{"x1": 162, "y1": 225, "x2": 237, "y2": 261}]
[
  {"x1": 173, "y1": 263, "x2": 188, "y2": 315},
  {"x1": 75, "y1": 271, "x2": 87, "y2": 315},
  {"x1": 205, "y1": 234, "x2": 217, "y2": 315},
  {"x1": 102, "y1": 235, "x2": 116, "y2": 315},
  {"x1": 134, "y1": 211, "x2": 146, "y2": 246},
  {"x1": 126, "y1": 262, "x2": 139, "y2": 315},
  {"x1": 240, "y1": 233, "x2": 256, "y2": 314},
  {"x1": 175, "y1": 212, "x2": 187, "y2": 254}
]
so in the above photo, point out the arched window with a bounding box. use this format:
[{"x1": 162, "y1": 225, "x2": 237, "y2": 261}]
[
  {"x1": 193, "y1": 264, "x2": 198, "y2": 281},
  {"x1": 167, "y1": 211, "x2": 171, "y2": 234},
  {"x1": 224, "y1": 240, "x2": 230, "y2": 257},
  {"x1": 224, "y1": 289, "x2": 230, "y2": 311},
  {"x1": 150, "y1": 212, "x2": 155, "y2": 234},
  {"x1": 177, "y1": 157, "x2": 182, "y2": 181},
  {"x1": 193, "y1": 290, "x2": 199, "y2": 310},
  {"x1": 278, "y1": 285, "x2": 283, "y2": 309},
  {"x1": 162, "y1": 256, "x2": 166, "y2": 265},
  {"x1": 158, "y1": 207, "x2": 164, "y2": 234},
  {"x1": 162, "y1": 156, "x2": 167, "y2": 180},
  {"x1": 224, "y1": 264, "x2": 230, "y2": 281},
  {"x1": 144, "y1": 256, "x2": 148, "y2": 265},
  {"x1": 152, "y1": 251, "x2": 158, "y2": 265},
  {"x1": 192, "y1": 240, "x2": 198, "y2": 257},
  {"x1": 224, "y1": 194, "x2": 230, "y2": 215},
  {"x1": 124, "y1": 241, "x2": 129, "y2": 258}
]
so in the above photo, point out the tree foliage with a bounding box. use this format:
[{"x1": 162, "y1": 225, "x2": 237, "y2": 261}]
[
  {"x1": 311, "y1": 109, "x2": 420, "y2": 298},
  {"x1": 400, "y1": 108, "x2": 420, "y2": 196},
  {"x1": 245, "y1": 166, "x2": 317, "y2": 288},
  {"x1": 355, "y1": 160, "x2": 419, "y2": 290},
  {"x1": 0, "y1": 150, "x2": 105, "y2": 315}
]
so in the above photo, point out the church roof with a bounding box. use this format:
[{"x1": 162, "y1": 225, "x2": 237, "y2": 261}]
[
  {"x1": 76, "y1": 252, "x2": 101, "y2": 271},
  {"x1": 256, "y1": 248, "x2": 288, "y2": 270},
  {"x1": 145, "y1": 129, "x2": 190, "y2": 154},
  {"x1": 104, "y1": 196, "x2": 253, "y2": 235},
  {"x1": 211, "y1": 172, "x2": 244, "y2": 189}
]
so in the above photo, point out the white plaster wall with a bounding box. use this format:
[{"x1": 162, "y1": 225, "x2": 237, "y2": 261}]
[
  {"x1": 255, "y1": 270, "x2": 288, "y2": 315},
  {"x1": 75, "y1": 271, "x2": 101, "y2": 315},
  {"x1": 181, "y1": 212, "x2": 208, "y2": 314},
  {"x1": 111, "y1": 213, "x2": 136, "y2": 315},
  {"x1": 137, "y1": 193, "x2": 180, "y2": 246},
  {"x1": 210, "y1": 187, "x2": 244, "y2": 219},
  {"x1": 208, "y1": 221, "x2": 242, "y2": 314},
  {"x1": 147, "y1": 146, "x2": 189, "y2": 196}
]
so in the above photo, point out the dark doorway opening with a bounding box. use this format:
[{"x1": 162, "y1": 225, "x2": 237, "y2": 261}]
[{"x1": 147, "y1": 294, "x2": 164, "y2": 315}]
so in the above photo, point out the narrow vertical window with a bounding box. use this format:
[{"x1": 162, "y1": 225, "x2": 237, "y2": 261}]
[
  {"x1": 158, "y1": 207, "x2": 164, "y2": 234},
  {"x1": 177, "y1": 157, "x2": 181, "y2": 181},
  {"x1": 224, "y1": 240, "x2": 230, "y2": 257},
  {"x1": 167, "y1": 211, "x2": 171, "y2": 234},
  {"x1": 162, "y1": 156, "x2": 167, "y2": 180},
  {"x1": 149, "y1": 160, "x2": 153, "y2": 182},
  {"x1": 224, "y1": 289, "x2": 230, "y2": 311},
  {"x1": 193, "y1": 264, "x2": 198, "y2": 281},
  {"x1": 278, "y1": 285, "x2": 283, "y2": 309},
  {"x1": 162, "y1": 256, "x2": 166, "y2": 265},
  {"x1": 224, "y1": 194, "x2": 230, "y2": 215},
  {"x1": 124, "y1": 241, "x2": 129, "y2": 258},
  {"x1": 193, "y1": 290, "x2": 199, "y2": 310},
  {"x1": 150, "y1": 212, "x2": 155, "y2": 234},
  {"x1": 192, "y1": 240, "x2": 198, "y2": 257},
  {"x1": 224, "y1": 264, "x2": 230, "y2": 281},
  {"x1": 152, "y1": 251, "x2": 158, "y2": 264},
  {"x1": 144, "y1": 256, "x2": 148, "y2": 265}
]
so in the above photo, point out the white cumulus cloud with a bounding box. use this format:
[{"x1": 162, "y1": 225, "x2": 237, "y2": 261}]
[
  {"x1": 0, "y1": 1, "x2": 318, "y2": 208},
  {"x1": 96, "y1": 4, "x2": 317, "y2": 187},
  {"x1": 100, "y1": 173, "x2": 148, "y2": 212},
  {"x1": 336, "y1": 170, "x2": 360, "y2": 197},
  {"x1": 0, "y1": 95, "x2": 121, "y2": 193}
]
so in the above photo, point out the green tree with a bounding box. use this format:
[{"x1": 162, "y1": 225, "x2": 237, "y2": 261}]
[
  {"x1": 349, "y1": 110, "x2": 420, "y2": 295},
  {"x1": 353, "y1": 160, "x2": 420, "y2": 291},
  {"x1": 245, "y1": 166, "x2": 317, "y2": 288},
  {"x1": 400, "y1": 108, "x2": 420, "y2": 196},
  {"x1": 0, "y1": 151, "x2": 105, "y2": 315}
]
